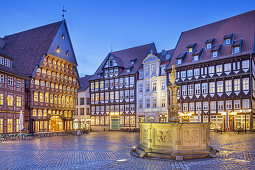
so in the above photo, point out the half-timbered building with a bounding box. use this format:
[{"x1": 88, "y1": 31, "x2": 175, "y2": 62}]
[
  {"x1": 0, "y1": 43, "x2": 26, "y2": 134},
  {"x1": 89, "y1": 43, "x2": 156, "y2": 131},
  {"x1": 2, "y1": 20, "x2": 79, "y2": 133},
  {"x1": 166, "y1": 10, "x2": 255, "y2": 131}
]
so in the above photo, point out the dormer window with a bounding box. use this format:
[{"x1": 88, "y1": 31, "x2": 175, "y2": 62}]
[
  {"x1": 127, "y1": 69, "x2": 130, "y2": 73},
  {"x1": 188, "y1": 48, "x2": 193, "y2": 53},
  {"x1": 130, "y1": 61, "x2": 134, "y2": 65},
  {"x1": 193, "y1": 55, "x2": 199, "y2": 61},
  {"x1": 212, "y1": 51, "x2": 218, "y2": 58},
  {"x1": 233, "y1": 46, "x2": 240, "y2": 54},
  {"x1": 62, "y1": 34, "x2": 65, "y2": 39},
  {"x1": 206, "y1": 43, "x2": 211, "y2": 49},
  {"x1": 224, "y1": 33, "x2": 234, "y2": 46},
  {"x1": 66, "y1": 51, "x2": 70, "y2": 57},
  {"x1": 109, "y1": 60, "x2": 113, "y2": 67},
  {"x1": 187, "y1": 43, "x2": 196, "y2": 54},
  {"x1": 177, "y1": 59, "x2": 182, "y2": 65},
  {"x1": 56, "y1": 47, "x2": 60, "y2": 53}
]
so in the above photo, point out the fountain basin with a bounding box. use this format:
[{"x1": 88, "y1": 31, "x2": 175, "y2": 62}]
[{"x1": 132, "y1": 122, "x2": 212, "y2": 159}]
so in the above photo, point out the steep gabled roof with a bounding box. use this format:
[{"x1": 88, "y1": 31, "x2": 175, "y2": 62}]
[
  {"x1": 2, "y1": 21, "x2": 63, "y2": 77},
  {"x1": 167, "y1": 10, "x2": 255, "y2": 69},
  {"x1": 79, "y1": 75, "x2": 93, "y2": 91},
  {"x1": 90, "y1": 43, "x2": 155, "y2": 80}
]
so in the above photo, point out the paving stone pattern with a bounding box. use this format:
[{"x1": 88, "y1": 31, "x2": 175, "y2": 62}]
[{"x1": 0, "y1": 132, "x2": 254, "y2": 169}]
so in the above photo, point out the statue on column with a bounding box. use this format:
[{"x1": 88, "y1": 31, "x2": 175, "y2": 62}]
[{"x1": 168, "y1": 65, "x2": 180, "y2": 122}]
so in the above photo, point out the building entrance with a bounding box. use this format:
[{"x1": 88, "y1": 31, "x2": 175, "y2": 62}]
[
  {"x1": 49, "y1": 116, "x2": 63, "y2": 131},
  {"x1": 110, "y1": 117, "x2": 119, "y2": 130}
]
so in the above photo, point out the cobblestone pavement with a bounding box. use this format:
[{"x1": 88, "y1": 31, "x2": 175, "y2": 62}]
[{"x1": 0, "y1": 132, "x2": 254, "y2": 169}]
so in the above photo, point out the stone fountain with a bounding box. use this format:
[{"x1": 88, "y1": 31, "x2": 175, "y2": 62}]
[{"x1": 131, "y1": 65, "x2": 215, "y2": 160}]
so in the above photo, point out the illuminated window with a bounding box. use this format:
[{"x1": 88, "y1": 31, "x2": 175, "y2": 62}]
[
  {"x1": 62, "y1": 96, "x2": 65, "y2": 105},
  {"x1": 50, "y1": 94, "x2": 54, "y2": 103},
  {"x1": 43, "y1": 109, "x2": 47, "y2": 117},
  {"x1": 38, "y1": 109, "x2": 42, "y2": 117},
  {"x1": 7, "y1": 119, "x2": 13, "y2": 133},
  {"x1": 0, "y1": 93, "x2": 3, "y2": 105},
  {"x1": 217, "y1": 81, "x2": 223, "y2": 93},
  {"x1": 33, "y1": 109, "x2": 37, "y2": 116},
  {"x1": 66, "y1": 96, "x2": 70, "y2": 105},
  {"x1": 243, "y1": 78, "x2": 249, "y2": 91},
  {"x1": 216, "y1": 65, "x2": 222, "y2": 73},
  {"x1": 188, "y1": 48, "x2": 193, "y2": 53},
  {"x1": 225, "y1": 80, "x2": 232, "y2": 92},
  {"x1": 7, "y1": 95, "x2": 13, "y2": 106},
  {"x1": 58, "y1": 96, "x2": 62, "y2": 105},
  {"x1": 209, "y1": 82, "x2": 215, "y2": 93},
  {"x1": 234, "y1": 79, "x2": 240, "y2": 91},
  {"x1": 17, "y1": 96, "x2": 21, "y2": 107},
  {"x1": 54, "y1": 95, "x2": 58, "y2": 104},
  {"x1": 16, "y1": 119, "x2": 20, "y2": 132},
  {"x1": 34, "y1": 92, "x2": 38, "y2": 102},
  {"x1": 56, "y1": 47, "x2": 60, "y2": 53},
  {"x1": 45, "y1": 92, "x2": 49, "y2": 103},
  {"x1": 40, "y1": 92, "x2": 44, "y2": 102},
  {"x1": 66, "y1": 51, "x2": 70, "y2": 56},
  {"x1": 0, "y1": 119, "x2": 3, "y2": 133}
]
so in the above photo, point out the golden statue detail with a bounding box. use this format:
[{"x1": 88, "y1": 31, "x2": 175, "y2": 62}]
[{"x1": 168, "y1": 65, "x2": 179, "y2": 122}]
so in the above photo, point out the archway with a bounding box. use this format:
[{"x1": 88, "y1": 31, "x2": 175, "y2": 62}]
[{"x1": 49, "y1": 116, "x2": 63, "y2": 131}]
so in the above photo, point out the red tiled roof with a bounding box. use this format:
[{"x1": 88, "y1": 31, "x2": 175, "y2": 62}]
[
  {"x1": 79, "y1": 75, "x2": 93, "y2": 91},
  {"x1": 90, "y1": 43, "x2": 155, "y2": 80},
  {"x1": 2, "y1": 21, "x2": 63, "y2": 77},
  {"x1": 167, "y1": 10, "x2": 255, "y2": 69}
]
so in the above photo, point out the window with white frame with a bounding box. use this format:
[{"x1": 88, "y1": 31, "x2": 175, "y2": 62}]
[
  {"x1": 210, "y1": 101, "x2": 216, "y2": 110},
  {"x1": 234, "y1": 79, "x2": 240, "y2": 91},
  {"x1": 218, "y1": 101, "x2": 224, "y2": 110},
  {"x1": 177, "y1": 59, "x2": 182, "y2": 65},
  {"x1": 212, "y1": 51, "x2": 218, "y2": 58},
  {"x1": 217, "y1": 81, "x2": 223, "y2": 93},
  {"x1": 161, "y1": 65, "x2": 166, "y2": 75},
  {"x1": 5, "y1": 59, "x2": 11, "y2": 67},
  {"x1": 243, "y1": 78, "x2": 249, "y2": 91},
  {"x1": 209, "y1": 66, "x2": 215, "y2": 74},
  {"x1": 193, "y1": 55, "x2": 199, "y2": 61},
  {"x1": 195, "y1": 84, "x2": 200, "y2": 95},
  {"x1": 145, "y1": 67, "x2": 150, "y2": 76},
  {"x1": 188, "y1": 84, "x2": 194, "y2": 96},
  {"x1": 233, "y1": 46, "x2": 240, "y2": 54},
  {"x1": 216, "y1": 65, "x2": 222, "y2": 73},
  {"x1": 146, "y1": 99, "x2": 150, "y2": 108},
  {"x1": 139, "y1": 99, "x2": 143, "y2": 108},
  {"x1": 206, "y1": 43, "x2": 212, "y2": 49},
  {"x1": 161, "y1": 82, "x2": 166, "y2": 90},
  {"x1": 203, "y1": 102, "x2": 209, "y2": 110},
  {"x1": 202, "y1": 83, "x2": 208, "y2": 94},
  {"x1": 183, "y1": 103, "x2": 188, "y2": 112},
  {"x1": 242, "y1": 99, "x2": 249, "y2": 109},
  {"x1": 161, "y1": 98, "x2": 166, "y2": 107},
  {"x1": 182, "y1": 85, "x2": 187, "y2": 96},
  {"x1": 225, "y1": 38, "x2": 231, "y2": 45},
  {"x1": 209, "y1": 82, "x2": 215, "y2": 93},
  {"x1": 196, "y1": 102, "x2": 201, "y2": 111},
  {"x1": 189, "y1": 102, "x2": 194, "y2": 111},
  {"x1": 204, "y1": 67, "x2": 208, "y2": 74},
  {"x1": 234, "y1": 100, "x2": 240, "y2": 109},
  {"x1": 152, "y1": 98, "x2": 157, "y2": 107},
  {"x1": 225, "y1": 80, "x2": 232, "y2": 92},
  {"x1": 8, "y1": 77, "x2": 13, "y2": 86},
  {"x1": 201, "y1": 67, "x2": 204, "y2": 75},
  {"x1": 194, "y1": 68, "x2": 200, "y2": 76},
  {"x1": 146, "y1": 82, "x2": 150, "y2": 92},
  {"x1": 187, "y1": 70, "x2": 193, "y2": 77},
  {"x1": 152, "y1": 82, "x2": 157, "y2": 91},
  {"x1": 152, "y1": 65, "x2": 156, "y2": 75},
  {"x1": 0, "y1": 74, "x2": 4, "y2": 83},
  {"x1": 242, "y1": 60, "x2": 249, "y2": 69},
  {"x1": 139, "y1": 70, "x2": 143, "y2": 79},
  {"x1": 130, "y1": 77, "x2": 135, "y2": 86},
  {"x1": 181, "y1": 71, "x2": 186, "y2": 78},
  {"x1": 226, "y1": 100, "x2": 232, "y2": 110},
  {"x1": 138, "y1": 84, "x2": 143, "y2": 92},
  {"x1": 224, "y1": 63, "x2": 231, "y2": 72}
]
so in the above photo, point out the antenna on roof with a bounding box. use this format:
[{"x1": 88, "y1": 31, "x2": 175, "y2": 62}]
[
  {"x1": 111, "y1": 43, "x2": 113, "y2": 52},
  {"x1": 62, "y1": 5, "x2": 67, "y2": 20}
]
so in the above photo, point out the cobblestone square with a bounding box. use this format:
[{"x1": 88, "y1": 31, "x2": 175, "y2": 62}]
[{"x1": 0, "y1": 132, "x2": 254, "y2": 169}]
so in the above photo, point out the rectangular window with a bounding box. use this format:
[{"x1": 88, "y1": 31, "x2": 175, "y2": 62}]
[
  {"x1": 152, "y1": 82, "x2": 156, "y2": 91},
  {"x1": 181, "y1": 71, "x2": 186, "y2": 78},
  {"x1": 226, "y1": 100, "x2": 232, "y2": 110},
  {"x1": 210, "y1": 101, "x2": 216, "y2": 110},
  {"x1": 7, "y1": 95, "x2": 13, "y2": 106},
  {"x1": 182, "y1": 85, "x2": 187, "y2": 96},
  {"x1": 216, "y1": 65, "x2": 222, "y2": 73},
  {"x1": 161, "y1": 98, "x2": 166, "y2": 107},
  {"x1": 146, "y1": 82, "x2": 150, "y2": 92},
  {"x1": 206, "y1": 43, "x2": 211, "y2": 49},
  {"x1": 233, "y1": 46, "x2": 240, "y2": 54},
  {"x1": 195, "y1": 84, "x2": 200, "y2": 95},
  {"x1": 16, "y1": 96, "x2": 21, "y2": 107},
  {"x1": 234, "y1": 79, "x2": 240, "y2": 91},
  {"x1": 146, "y1": 99, "x2": 150, "y2": 108},
  {"x1": 218, "y1": 101, "x2": 224, "y2": 110},
  {"x1": 242, "y1": 60, "x2": 249, "y2": 69},
  {"x1": 0, "y1": 93, "x2": 3, "y2": 105},
  {"x1": 115, "y1": 91, "x2": 119, "y2": 101},
  {"x1": 40, "y1": 92, "x2": 44, "y2": 102},
  {"x1": 203, "y1": 102, "x2": 209, "y2": 110},
  {"x1": 80, "y1": 97, "x2": 85, "y2": 105},
  {"x1": 188, "y1": 84, "x2": 194, "y2": 96},
  {"x1": 243, "y1": 78, "x2": 249, "y2": 91},
  {"x1": 224, "y1": 63, "x2": 231, "y2": 72},
  {"x1": 242, "y1": 99, "x2": 249, "y2": 109},
  {"x1": 0, "y1": 74, "x2": 4, "y2": 83},
  {"x1": 152, "y1": 98, "x2": 157, "y2": 107},
  {"x1": 0, "y1": 119, "x2": 3, "y2": 133},
  {"x1": 183, "y1": 103, "x2": 188, "y2": 112},
  {"x1": 100, "y1": 81, "x2": 104, "y2": 89},
  {"x1": 194, "y1": 68, "x2": 200, "y2": 76},
  {"x1": 189, "y1": 102, "x2": 194, "y2": 111},
  {"x1": 193, "y1": 55, "x2": 199, "y2": 61},
  {"x1": 202, "y1": 83, "x2": 208, "y2": 94},
  {"x1": 8, "y1": 77, "x2": 13, "y2": 86},
  {"x1": 212, "y1": 51, "x2": 218, "y2": 58},
  {"x1": 7, "y1": 119, "x2": 13, "y2": 133},
  {"x1": 80, "y1": 108, "x2": 85, "y2": 115},
  {"x1": 225, "y1": 38, "x2": 231, "y2": 45},
  {"x1": 217, "y1": 81, "x2": 223, "y2": 93},
  {"x1": 234, "y1": 100, "x2": 240, "y2": 109},
  {"x1": 16, "y1": 119, "x2": 20, "y2": 132},
  {"x1": 152, "y1": 65, "x2": 156, "y2": 75},
  {"x1": 124, "y1": 77, "x2": 129, "y2": 87},
  {"x1": 209, "y1": 82, "x2": 215, "y2": 93},
  {"x1": 196, "y1": 102, "x2": 201, "y2": 111},
  {"x1": 145, "y1": 67, "x2": 150, "y2": 76},
  {"x1": 161, "y1": 65, "x2": 166, "y2": 75},
  {"x1": 208, "y1": 66, "x2": 214, "y2": 74},
  {"x1": 130, "y1": 77, "x2": 135, "y2": 86},
  {"x1": 161, "y1": 82, "x2": 166, "y2": 90},
  {"x1": 225, "y1": 80, "x2": 232, "y2": 92},
  {"x1": 177, "y1": 59, "x2": 182, "y2": 65},
  {"x1": 16, "y1": 80, "x2": 22, "y2": 88},
  {"x1": 119, "y1": 91, "x2": 123, "y2": 101},
  {"x1": 187, "y1": 70, "x2": 193, "y2": 77}
]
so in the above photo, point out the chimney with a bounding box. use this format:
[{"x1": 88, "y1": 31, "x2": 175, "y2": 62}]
[{"x1": 0, "y1": 38, "x2": 5, "y2": 49}]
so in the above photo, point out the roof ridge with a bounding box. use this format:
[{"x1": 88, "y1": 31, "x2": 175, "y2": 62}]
[
  {"x1": 112, "y1": 42, "x2": 153, "y2": 54},
  {"x1": 4, "y1": 20, "x2": 63, "y2": 38},
  {"x1": 183, "y1": 10, "x2": 255, "y2": 33}
]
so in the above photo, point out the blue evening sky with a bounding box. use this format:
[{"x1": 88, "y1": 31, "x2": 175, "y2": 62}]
[{"x1": 0, "y1": 0, "x2": 254, "y2": 76}]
